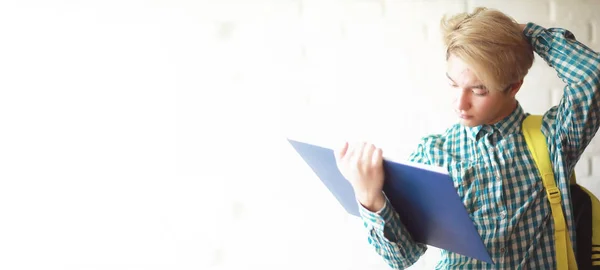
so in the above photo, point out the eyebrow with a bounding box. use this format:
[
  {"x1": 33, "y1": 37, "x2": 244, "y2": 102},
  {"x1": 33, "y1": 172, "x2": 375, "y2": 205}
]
[{"x1": 446, "y1": 72, "x2": 487, "y2": 89}]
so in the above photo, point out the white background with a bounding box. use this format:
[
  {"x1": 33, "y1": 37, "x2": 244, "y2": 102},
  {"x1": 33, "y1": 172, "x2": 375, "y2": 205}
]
[{"x1": 0, "y1": 0, "x2": 599, "y2": 269}]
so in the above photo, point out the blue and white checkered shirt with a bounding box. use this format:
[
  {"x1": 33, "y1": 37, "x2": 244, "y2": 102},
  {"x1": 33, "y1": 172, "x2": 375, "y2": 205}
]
[{"x1": 359, "y1": 23, "x2": 600, "y2": 269}]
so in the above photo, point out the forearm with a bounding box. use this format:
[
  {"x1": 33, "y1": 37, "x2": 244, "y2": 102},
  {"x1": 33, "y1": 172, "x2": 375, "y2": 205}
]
[
  {"x1": 522, "y1": 22, "x2": 600, "y2": 88},
  {"x1": 522, "y1": 22, "x2": 600, "y2": 160},
  {"x1": 359, "y1": 194, "x2": 427, "y2": 269}
]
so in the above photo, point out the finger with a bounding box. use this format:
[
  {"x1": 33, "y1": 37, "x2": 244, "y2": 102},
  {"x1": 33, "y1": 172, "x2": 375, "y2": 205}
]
[
  {"x1": 372, "y1": 148, "x2": 383, "y2": 167},
  {"x1": 351, "y1": 142, "x2": 367, "y2": 164},
  {"x1": 362, "y1": 144, "x2": 376, "y2": 167},
  {"x1": 335, "y1": 141, "x2": 349, "y2": 160},
  {"x1": 344, "y1": 142, "x2": 357, "y2": 162}
]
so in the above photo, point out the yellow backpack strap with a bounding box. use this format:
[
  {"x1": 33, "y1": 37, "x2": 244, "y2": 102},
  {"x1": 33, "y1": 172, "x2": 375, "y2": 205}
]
[{"x1": 522, "y1": 115, "x2": 578, "y2": 270}]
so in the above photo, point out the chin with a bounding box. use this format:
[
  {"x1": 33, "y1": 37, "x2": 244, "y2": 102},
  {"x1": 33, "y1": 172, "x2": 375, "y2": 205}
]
[{"x1": 459, "y1": 118, "x2": 480, "y2": 127}]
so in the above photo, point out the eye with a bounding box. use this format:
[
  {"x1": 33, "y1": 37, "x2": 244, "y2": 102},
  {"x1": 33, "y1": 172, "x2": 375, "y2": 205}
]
[{"x1": 472, "y1": 89, "x2": 488, "y2": 96}]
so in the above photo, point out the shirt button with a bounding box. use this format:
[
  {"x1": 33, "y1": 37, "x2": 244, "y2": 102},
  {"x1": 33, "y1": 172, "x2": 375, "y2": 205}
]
[{"x1": 500, "y1": 247, "x2": 506, "y2": 253}]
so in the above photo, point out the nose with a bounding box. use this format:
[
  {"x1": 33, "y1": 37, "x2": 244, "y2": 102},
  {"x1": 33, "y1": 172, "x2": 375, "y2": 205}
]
[{"x1": 456, "y1": 89, "x2": 471, "y2": 111}]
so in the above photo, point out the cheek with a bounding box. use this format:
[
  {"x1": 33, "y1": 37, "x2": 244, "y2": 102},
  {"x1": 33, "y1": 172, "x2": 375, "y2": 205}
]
[{"x1": 472, "y1": 97, "x2": 499, "y2": 115}]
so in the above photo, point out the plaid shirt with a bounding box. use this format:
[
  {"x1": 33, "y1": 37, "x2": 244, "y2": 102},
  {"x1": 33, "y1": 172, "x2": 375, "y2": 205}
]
[{"x1": 359, "y1": 22, "x2": 600, "y2": 269}]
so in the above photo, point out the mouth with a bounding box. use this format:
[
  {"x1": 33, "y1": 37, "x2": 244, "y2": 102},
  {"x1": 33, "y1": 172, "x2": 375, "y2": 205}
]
[{"x1": 459, "y1": 114, "x2": 473, "y2": 120}]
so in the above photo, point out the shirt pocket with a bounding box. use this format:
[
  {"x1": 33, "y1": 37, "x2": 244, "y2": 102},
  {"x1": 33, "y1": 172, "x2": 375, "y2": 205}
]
[{"x1": 448, "y1": 160, "x2": 498, "y2": 219}]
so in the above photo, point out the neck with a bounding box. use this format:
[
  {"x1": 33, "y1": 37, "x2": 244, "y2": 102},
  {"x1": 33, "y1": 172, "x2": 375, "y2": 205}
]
[{"x1": 487, "y1": 99, "x2": 517, "y2": 125}]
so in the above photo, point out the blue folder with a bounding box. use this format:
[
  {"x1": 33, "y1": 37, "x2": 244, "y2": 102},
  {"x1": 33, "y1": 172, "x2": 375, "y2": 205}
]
[{"x1": 287, "y1": 138, "x2": 493, "y2": 264}]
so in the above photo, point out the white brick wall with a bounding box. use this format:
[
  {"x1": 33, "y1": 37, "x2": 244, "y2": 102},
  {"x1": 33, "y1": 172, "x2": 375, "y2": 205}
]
[
  {"x1": 280, "y1": 0, "x2": 600, "y2": 269},
  {"x1": 2, "y1": 1, "x2": 600, "y2": 270}
]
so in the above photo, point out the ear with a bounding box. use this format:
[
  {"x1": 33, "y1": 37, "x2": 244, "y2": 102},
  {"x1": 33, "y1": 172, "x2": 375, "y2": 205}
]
[{"x1": 507, "y1": 80, "x2": 524, "y2": 97}]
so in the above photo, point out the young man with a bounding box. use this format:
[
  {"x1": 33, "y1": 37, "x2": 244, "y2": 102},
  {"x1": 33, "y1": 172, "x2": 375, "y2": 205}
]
[{"x1": 335, "y1": 7, "x2": 600, "y2": 269}]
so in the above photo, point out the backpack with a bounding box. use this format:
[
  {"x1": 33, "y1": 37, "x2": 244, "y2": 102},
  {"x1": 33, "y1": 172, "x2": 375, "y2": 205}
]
[{"x1": 522, "y1": 114, "x2": 600, "y2": 269}]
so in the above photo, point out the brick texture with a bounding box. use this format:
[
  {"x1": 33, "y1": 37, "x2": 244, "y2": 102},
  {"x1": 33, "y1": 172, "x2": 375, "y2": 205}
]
[
  {"x1": 279, "y1": 0, "x2": 600, "y2": 269},
  {"x1": 10, "y1": 1, "x2": 600, "y2": 269}
]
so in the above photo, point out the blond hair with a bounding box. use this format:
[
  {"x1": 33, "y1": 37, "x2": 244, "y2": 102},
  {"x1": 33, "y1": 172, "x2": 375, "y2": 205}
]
[{"x1": 441, "y1": 7, "x2": 534, "y2": 92}]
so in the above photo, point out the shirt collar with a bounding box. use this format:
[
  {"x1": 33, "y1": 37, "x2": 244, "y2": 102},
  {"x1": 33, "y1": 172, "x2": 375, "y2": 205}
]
[{"x1": 465, "y1": 102, "x2": 525, "y2": 141}]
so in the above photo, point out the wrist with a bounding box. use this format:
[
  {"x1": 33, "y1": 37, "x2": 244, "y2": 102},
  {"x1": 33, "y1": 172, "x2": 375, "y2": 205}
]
[
  {"x1": 358, "y1": 192, "x2": 385, "y2": 212},
  {"x1": 519, "y1": 23, "x2": 527, "y2": 32}
]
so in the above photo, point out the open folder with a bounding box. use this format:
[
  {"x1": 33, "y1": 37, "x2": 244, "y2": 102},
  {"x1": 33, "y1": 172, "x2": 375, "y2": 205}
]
[{"x1": 287, "y1": 138, "x2": 493, "y2": 264}]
